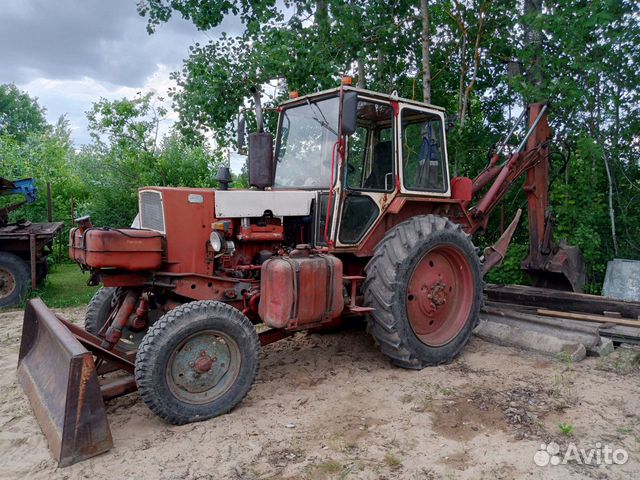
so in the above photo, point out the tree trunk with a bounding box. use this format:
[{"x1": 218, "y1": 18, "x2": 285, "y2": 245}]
[
  {"x1": 460, "y1": 1, "x2": 488, "y2": 125},
  {"x1": 315, "y1": 0, "x2": 327, "y2": 25},
  {"x1": 357, "y1": 56, "x2": 366, "y2": 88},
  {"x1": 523, "y1": 0, "x2": 543, "y2": 101},
  {"x1": 457, "y1": 33, "x2": 467, "y2": 120},
  {"x1": 603, "y1": 149, "x2": 619, "y2": 255},
  {"x1": 420, "y1": 0, "x2": 431, "y2": 103},
  {"x1": 588, "y1": 73, "x2": 619, "y2": 256}
]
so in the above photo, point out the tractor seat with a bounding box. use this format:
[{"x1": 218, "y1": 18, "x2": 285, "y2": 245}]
[{"x1": 364, "y1": 141, "x2": 393, "y2": 190}]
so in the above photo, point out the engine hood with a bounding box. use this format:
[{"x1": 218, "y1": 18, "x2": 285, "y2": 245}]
[{"x1": 214, "y1": 190, "x2": 316, "y2": 218}]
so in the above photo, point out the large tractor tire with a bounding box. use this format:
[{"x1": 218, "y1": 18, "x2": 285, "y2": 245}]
[
  {"x1": 363, "y1": 215, "x2": 482, "y2": 369},
  {"x1": 135, "y1": 300, "x2": 260, "y2": 425},
  {"x1": 0, "y1": 252, "x2": 30, "y2": 308}
]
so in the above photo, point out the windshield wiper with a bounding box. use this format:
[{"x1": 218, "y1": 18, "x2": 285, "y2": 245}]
[{"x1": 306, "y1": 98, "x2": 338, "y2": 136}]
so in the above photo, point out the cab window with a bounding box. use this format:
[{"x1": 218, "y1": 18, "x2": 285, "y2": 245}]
[
  {"x1": 401, "y1": 109, "x2": 447, "y2": 192},
  {"x1": 345, "y1": 100, "x2": 394, "y2": 192}
]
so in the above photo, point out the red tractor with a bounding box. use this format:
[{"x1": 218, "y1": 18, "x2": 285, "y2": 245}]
[{"x1": 17, "y1": 80, "x2": 585, "y2": 466}]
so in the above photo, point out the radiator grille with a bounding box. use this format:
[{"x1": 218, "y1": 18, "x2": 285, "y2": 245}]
[{"x1": 139, "y1": 190, "x2": 165, "y2": 232}]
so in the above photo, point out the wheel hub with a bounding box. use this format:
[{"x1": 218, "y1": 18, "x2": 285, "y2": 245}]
[
  {"x1": 194, "y1": 353, "x2": 215, "y2": 373},
  {"x1": 0, "y1": 267, "x2": 16, "y2": 299},
  {"x1": 168, "y1": 331, "x2": 239, "y2": 402},
  {"x1": 406, "y1": 245, "x2": 474, "y2": 347},
  {"x1": 416, "y1": 279, "x2": 448, "y2": 317}
]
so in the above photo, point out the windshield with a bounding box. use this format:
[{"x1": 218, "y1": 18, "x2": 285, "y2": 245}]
[{"x1": 273, "y1": 96, "x2": 339, "y2": 188}]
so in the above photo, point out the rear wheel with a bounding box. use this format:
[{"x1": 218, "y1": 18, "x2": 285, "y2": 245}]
[
  {"x1": 134, "y1": 300, "x2": 260, "y2": 425},
  {"x1": 0, "y1": 252, "x2": 30, "y2": 308},
  {"x1": 363, "y1": 215, "x2": 482, "y2": 369}
]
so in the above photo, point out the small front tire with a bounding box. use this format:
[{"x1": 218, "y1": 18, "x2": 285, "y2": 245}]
[
  {"x1": 84, "y1": 287, "x2": 117, "y2": 335},
  {"x1": 134, "y1": 300, "x2": 260, "y2": 425}
]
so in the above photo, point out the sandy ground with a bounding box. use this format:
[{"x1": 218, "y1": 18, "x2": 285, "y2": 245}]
[{"x1": 1, "y1": 306, "x2": 640, "y2": 480}]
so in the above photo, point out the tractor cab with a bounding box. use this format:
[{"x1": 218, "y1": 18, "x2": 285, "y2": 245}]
[{"x1": 249, "y1": 85, "x2": 452, "y2": 252}]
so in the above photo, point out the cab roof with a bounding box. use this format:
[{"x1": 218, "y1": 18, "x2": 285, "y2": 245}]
[{"x1": 278, "y1": 86, "x2": 447, "y2": 112}]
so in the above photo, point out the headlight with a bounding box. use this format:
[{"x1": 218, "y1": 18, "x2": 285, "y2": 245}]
[{"x1": 210, "y1": 232, "x2": 224, "y2": 252}]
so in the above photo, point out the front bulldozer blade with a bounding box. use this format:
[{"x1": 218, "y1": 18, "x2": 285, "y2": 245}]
[{"x1": 17, "y1": 298, "x2": 113, "y2": 467}]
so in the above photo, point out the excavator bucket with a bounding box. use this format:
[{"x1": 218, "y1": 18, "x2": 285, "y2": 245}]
[
  {"x1": 17, "y1": 299, "x2": 113, "y2": 467},
  {"x1": 523, "y1": 241, "x2": 587, "y2": 293}
]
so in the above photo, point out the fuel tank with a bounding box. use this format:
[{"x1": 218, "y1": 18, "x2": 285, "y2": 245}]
[
  {"x1": 259, "y1": 245, "x2": 344, "y2": 330},
  {"x1": 69, "y1": 227, "x2": 163, "y2": 271}
]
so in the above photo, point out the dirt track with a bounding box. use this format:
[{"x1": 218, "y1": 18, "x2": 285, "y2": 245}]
[{"x1": 1, "y1": 306, "x2": 640, "y2": 479}]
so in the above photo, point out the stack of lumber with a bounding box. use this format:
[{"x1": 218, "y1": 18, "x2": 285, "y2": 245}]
[{"x1": 484, "y1": 284, "x2": 640, "y2": 345}]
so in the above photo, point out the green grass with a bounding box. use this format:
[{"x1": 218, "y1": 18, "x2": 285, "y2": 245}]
[
  {"x1": 31, "y1": 262, "x2": 99, "y2": 308},
  {"x1": 558, "y1": 422, "x2": 574, "y2": 437}
]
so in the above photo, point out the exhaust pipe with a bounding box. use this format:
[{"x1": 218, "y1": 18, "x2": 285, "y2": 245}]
[{"x1": 250, "y1": 86, "x2": 264, "y2": 133}]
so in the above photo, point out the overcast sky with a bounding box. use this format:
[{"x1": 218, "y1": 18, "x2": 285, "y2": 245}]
[{"x1": 0, "y1": 0, "x2": 242, "y2": 146}]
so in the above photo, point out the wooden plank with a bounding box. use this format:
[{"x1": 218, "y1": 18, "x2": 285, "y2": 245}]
[
  {"x1": 484, "y1": 301, "x2": 640, "y2": 343},
  {"x1": 537, "y1": 308, "x2": 640, "y2": 328},
  {"x1": 485, "y1": 284, "x2": 640, "y2": 319}
]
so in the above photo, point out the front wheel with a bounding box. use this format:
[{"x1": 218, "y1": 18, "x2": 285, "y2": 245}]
[
  {"x1": 134, "y1": 301, "x2": 260, "y2": 425},
  {"x1": 363, "y1": 215, "x2": 482, "y2": 369},
  {"x1": 85, "y1": 287, "x2": 147, "y2": 350}
]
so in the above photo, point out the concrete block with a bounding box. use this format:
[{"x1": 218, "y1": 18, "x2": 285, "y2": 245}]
[
  {"x1": 561, "y1": 343, "x2": 587, "y2": 362},
  {"x1": 588, "y1": 337, "x2": 614, "y2": 357},
  {"x1": 603, "y1": 258, "x2": 640, "y2": 302},
  {"x1": 474, "y1": 319, "x2": 588, "y2": 361}
]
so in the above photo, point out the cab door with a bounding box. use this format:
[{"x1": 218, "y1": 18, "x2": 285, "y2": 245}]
[
  {"x1": 398, "y1": 105, "x2": 450, "y2": 196},
  {"x1": 335, "y1": 97, "x2": 395, "y2": 248}
]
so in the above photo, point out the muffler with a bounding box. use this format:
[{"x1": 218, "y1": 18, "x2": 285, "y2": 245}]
[{"x1": 17, "y1": 298, "x2": 113, "y2": 466}]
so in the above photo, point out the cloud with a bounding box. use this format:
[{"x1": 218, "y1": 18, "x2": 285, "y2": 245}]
[
  {"x1": 0, "y1": 0, "x2": 243, "y2": 145},
  {"x1": 0, "y1": 0, "x2": 221, "y2": 86}
]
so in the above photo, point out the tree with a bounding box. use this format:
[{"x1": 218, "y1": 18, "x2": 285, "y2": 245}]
[
  {"x1": 137, "y1": 0, "x2": 279, "y2": 33},
  {"x1": 79, "y1": 93, "x2": 222, "y2": 226},
  {"x1": 86, "y1": 92, "x2": 167, "y2": 154},
  {"x1": 0, "y1": 84, "x2": 48, "y2": 142},
  {"x1": 0, "y1": 115, "x2": 85, "y2": 229}
]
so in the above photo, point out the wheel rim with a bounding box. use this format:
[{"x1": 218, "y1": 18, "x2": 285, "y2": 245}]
[
  {"x1": 166, "y1": 330, "x2": 241, "y2": 404},
  {"x1": 0, "y1": 267, "x2": 17, "y2": 299},
  {"x1": 406, "y1": 244, "x2": 474, "y2": 347}
]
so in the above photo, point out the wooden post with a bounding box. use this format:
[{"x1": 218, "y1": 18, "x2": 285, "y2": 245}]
[
  {"x1": 46, "y1": 182, "x2": 53, "y2": 222},
  {"x1": 29, "y1": 234, "x2": 37, "y2": 289}
]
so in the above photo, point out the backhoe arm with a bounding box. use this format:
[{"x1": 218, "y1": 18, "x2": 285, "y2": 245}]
[{"x1": 468, "y1": 104, "x2": 586, "y2": 292}]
